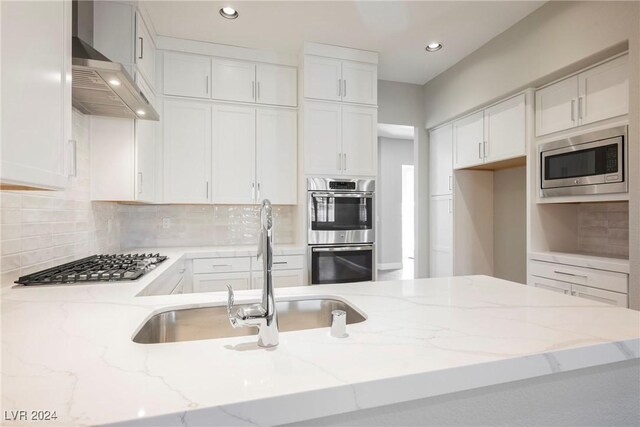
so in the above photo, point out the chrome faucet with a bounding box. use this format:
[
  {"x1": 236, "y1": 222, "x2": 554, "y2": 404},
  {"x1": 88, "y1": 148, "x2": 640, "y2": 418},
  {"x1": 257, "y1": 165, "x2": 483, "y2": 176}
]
[{"x1": 226, "y1": 199, "x2": 279, "y2": 347}]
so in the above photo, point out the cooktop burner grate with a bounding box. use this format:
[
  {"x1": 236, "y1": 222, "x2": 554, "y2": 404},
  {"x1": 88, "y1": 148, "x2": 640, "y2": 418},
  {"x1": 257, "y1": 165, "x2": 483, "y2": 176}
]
[{"x1": 15, "y1": 254, "x2": 167, "y2": 286}]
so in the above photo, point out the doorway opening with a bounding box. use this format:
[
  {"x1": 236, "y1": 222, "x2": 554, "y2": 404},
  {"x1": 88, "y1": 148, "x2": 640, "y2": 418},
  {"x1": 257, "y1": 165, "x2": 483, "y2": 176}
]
[{"x1": 376, "y1": 123, "x2": 415, "y2": 281}]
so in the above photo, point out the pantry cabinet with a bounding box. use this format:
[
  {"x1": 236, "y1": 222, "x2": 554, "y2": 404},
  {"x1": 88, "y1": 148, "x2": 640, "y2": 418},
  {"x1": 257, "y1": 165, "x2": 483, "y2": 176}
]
[
  {"x1": 304, "y1": 56, "x2": 377, "y2": 105},
  {"x1": 429, "y1": 124, "x2": 453, "y2": 196},
  {"x1": 163, "y1": 99, "x2": 211, "y2": 203},
  {"x1": 163, "y1": 52, "x2": 211, "y2": 99},
  {"x1": 429, "y1": 195, "x2": 453, "y2": 277},
  {"x1": 1, "y1": 0, "x2": 72, "y2": 190},
  {"x1": 535, "y1": 54, "x2": 628, "y2": 136},
  {"x1": 211, "y1": 58, "x2": 256, "y2": 103},
  {"x1": 304, "y1": 101, "x2": 376, "y2": 176},
  {"x1": 256, "y1": 63, "x2": 297, "y2": 107}
]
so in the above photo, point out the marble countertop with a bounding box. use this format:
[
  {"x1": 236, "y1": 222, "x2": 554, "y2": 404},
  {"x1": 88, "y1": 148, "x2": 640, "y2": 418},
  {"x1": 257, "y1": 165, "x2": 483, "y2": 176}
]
[
  {"x1": 529, "y1": 250, "x2": 630, "y2": 273},
  {"x1": 2, "y1": 247, "x2": 639, "y2": 426}
]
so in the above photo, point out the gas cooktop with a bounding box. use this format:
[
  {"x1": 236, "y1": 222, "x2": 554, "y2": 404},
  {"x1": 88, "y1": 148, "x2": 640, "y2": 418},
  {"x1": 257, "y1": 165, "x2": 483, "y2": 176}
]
[{"x1": 15, "y1": 254, "x2": 167, "y2": 286}]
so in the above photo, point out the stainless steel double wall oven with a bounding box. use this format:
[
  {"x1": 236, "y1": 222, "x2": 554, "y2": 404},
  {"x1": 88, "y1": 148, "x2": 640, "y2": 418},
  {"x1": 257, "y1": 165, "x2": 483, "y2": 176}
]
[{"x1": 307, "y1": 178, "x2": 375, "y2": 285}]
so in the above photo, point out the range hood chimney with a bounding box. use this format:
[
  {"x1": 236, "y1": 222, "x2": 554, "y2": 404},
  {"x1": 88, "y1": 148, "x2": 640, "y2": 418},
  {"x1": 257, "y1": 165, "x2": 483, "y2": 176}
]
[{"x1": 71, "y1": 0, "x2": 159, "y2": 120}]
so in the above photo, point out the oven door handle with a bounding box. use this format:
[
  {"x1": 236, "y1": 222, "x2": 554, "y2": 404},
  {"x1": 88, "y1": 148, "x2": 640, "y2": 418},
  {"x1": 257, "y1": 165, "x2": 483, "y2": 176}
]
[
  {"x1": 311, "y1": 192, "x2": 373, "y2": 198},
  {"x1": 312, "y1": 246, "x2": 373, "y2": 253}
]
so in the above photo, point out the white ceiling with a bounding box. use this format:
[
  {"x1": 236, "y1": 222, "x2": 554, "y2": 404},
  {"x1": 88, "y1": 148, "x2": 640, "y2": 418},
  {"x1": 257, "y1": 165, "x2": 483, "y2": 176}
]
[
  {"x1": 377, "y1": 123, "x2": 414, "y2": 140},
  {"x1": 143, "y1": 1, "x2": 544, "y2": 85}
]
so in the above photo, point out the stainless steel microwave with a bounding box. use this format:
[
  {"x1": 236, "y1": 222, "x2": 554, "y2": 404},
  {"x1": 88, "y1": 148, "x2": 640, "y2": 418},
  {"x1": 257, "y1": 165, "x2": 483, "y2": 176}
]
[{"x1": 539, "y1": 126, "x2": 627, "y2": 198}]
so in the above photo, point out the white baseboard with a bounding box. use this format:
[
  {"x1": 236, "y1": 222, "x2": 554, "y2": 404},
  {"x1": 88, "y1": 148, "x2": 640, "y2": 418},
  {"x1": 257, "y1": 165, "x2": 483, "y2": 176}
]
[{"x1": 377, "y1": 262, "x2": 403, "y2": 271}]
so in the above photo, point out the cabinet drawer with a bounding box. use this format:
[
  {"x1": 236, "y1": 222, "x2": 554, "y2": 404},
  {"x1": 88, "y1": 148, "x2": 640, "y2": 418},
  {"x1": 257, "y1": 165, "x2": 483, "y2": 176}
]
[
  {"x1": 193, "y1": 257, "x2": 250, "y2": 274},
  {"x1": 193, "y1": 272, "x2": 250, "y2": 293},
  {"x1": 529, "y1": 275, "x2": 571, "y2": 295},
  {"x1": 529, "y1": 260, "x2": 628, "y2": 294},
  {"x1": 571, "y1": 284, "x2": 627, "y2": 308},
  {"x1": 252, "y1": 255, "x2": 303, "y2": 271},
  {"x1": 253, "y1": 270, "x2": 304, "y2": 289}
]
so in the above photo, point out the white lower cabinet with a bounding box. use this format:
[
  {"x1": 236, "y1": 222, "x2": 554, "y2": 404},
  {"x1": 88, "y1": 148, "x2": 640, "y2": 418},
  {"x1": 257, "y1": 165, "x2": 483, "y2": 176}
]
[
  {"x1": 429, "y1": 195, "x2": 453, "y2": 277},
  {"x1": 253, "y1": 270, "x2": 305, "y2": 289},
  {"x1": 193, "y1": 272, "x2": 251, "y2": 293},
  {"x1": 529, "y1": 258, "x2": 628, "y2": 307}
]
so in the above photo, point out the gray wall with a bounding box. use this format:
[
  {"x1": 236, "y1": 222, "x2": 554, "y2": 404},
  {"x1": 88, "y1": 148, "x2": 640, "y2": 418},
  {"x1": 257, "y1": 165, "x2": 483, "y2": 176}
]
[
  {"x1": 493, "y1": 167, "x2": 527, "y2": 284},
  {"x1": 377, "y1": 137, "x2": 414, "y2": 267},
  {"x1": 377, "y1": 80, "x2": 429, "y2": 277}
]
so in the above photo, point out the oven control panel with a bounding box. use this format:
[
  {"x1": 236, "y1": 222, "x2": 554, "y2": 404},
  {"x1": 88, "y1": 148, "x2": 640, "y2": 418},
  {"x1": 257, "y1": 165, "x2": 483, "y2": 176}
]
[{"x1": 329, "y1": 181, "x2": 356, "y2": 190}]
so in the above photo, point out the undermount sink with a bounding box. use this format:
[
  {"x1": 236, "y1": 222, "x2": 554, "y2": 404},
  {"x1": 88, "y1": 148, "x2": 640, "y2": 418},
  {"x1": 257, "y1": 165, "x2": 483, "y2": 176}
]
[{"x1": 133, "y1": 297, "x2": 367, "y2": 344}]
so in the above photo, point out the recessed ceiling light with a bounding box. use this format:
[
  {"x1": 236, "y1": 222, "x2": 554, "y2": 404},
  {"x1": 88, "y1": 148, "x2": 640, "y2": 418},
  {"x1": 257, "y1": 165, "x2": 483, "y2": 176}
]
[
  {"x1": 219, "y1": 6, "x2": 238, "y2": 19},
  {"x1": 108, "y1": 79, "x2": 121, "y2": 86},
  {"x1": 425, "y1": 42, "x2": 443, "y2": 52},
  {"x1": 136, "y1": 109, "x2": 146, "y2": 116}
]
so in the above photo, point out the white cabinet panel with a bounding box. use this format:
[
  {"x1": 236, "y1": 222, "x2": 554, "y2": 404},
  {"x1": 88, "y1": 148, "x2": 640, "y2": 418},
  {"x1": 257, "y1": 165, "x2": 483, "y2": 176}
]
[
  {"x1": 304, "y1": 56, "x2": 342, "y2": 102},
  {"x1": 342, "y1": 105, "x2": 377, "y2": 176},
  {"x1": 256, "y1": 108, "x2": 297, "y2": 204},
  {"x1": 529, "y1": 260, "x2": 628, "y2": 294},
  {"x1": 453, "y1": 111, "x2": 484, "y2": 169},
  {"x1": 211, "y1": 104, "x2": 256, "y2": 204},
  {"x1": 429, "y1": 195, "x2": 453, "y2": 277},
  {"x1": 535, "y1": 76, "x2": 578, "y2": 137},
  {"x1": 571, "y1": 284, "x2": 627, "y2": 307},
  {"x1": 163, "y1": 100, "x2": 211, "y2": 203},
  {"x1": 341, "y1": 61, "x2": 377, "y2": 105},
  {"x1": 1, "y1": 0, "x2": 71, "y2": 190},
  {"x1": 211, "y1": 58, "x2": 256, "y2": 103},
  {"x1": 193, "y1": 272, "x2": 251, "y2": 293},
  {"x1": 529, "y1": 276, "x2": 571, "y2": 295},
  {"x1": 135, "y1": 12, "x2": 155, "y2": 86},
  {"x1": 304, "y1": 101, "x2": 342, "y2": 175},
  {"x1": 253, "y1": 270, "x2": 304, "y2": 289},
  {"x1": 578, "y1": 54, "x2": 628, "y2": 126},
  {"x1": 256, "y1": 63, "x2": 297, "y2": 107},
  {"x1": 429, "y1": 124, "x2": 453, "y2": 196},
  {"x1": 193, "y1": 257, "x2": 251, "y2": 274},
  {"x1": 163, "y1": 52, "x2": 211, "y2": 99},
  {"x1": 135, "y1": 75, "x2": 156, "y2": 203},
  {"x1": 484, "y1": 94, "x2": 526, "y2": 163}
]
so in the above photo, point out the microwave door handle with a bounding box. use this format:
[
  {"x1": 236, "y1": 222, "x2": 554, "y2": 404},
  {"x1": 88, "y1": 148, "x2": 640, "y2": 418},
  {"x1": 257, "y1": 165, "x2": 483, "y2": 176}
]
[{"x1": 313, "y1": 246, "x2": 373, "y2": 252}]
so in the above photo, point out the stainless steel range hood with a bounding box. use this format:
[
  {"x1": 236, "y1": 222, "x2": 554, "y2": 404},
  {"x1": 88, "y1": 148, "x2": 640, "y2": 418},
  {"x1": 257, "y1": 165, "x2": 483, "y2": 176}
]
[{"x1": 71, "y1": 1, "x2": 159, "y2": 121}]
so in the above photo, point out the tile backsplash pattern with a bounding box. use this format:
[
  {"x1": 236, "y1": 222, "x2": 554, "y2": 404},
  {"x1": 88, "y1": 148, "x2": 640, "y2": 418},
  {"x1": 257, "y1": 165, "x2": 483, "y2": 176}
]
[
  {"x1": 578, "y1": 202, "x2": 629, "y2": 258},
  {"x1": 0, "y1": 111, "x2": 121, "y2": 286},
  {"x1": 119, "y1": 204, "x2": 296, "y2": 249}
]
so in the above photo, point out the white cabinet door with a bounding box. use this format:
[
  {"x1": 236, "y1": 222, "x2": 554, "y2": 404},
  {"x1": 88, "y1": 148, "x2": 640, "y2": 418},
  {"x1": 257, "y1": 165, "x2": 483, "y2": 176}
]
[
  {"x1": 135, "y1": 12, "x2": 155, "y2": 86},
  {"x1": 1, "y1": 0, "x2": 71, "y2": 190},
  {"x1": 304, "y1": 56, "x2": 342, "y2": 102},
  {"x1": 429, "y1": 124, "x2": 453, "y2": 196},
  {"x1": 211, "y1": 104, "x2": 256, "y2": 204},
  {"x1": 535, "y1": 76, "x2": 578, "y2": 137},
  {"x1": 342, "y1": 105, "x2": 377, "y2": 176},
  {"x1": 256, "y1": 63, "x2": 297, "y2": 107},
  {"x1": 429, "y1": 195, "x2": 453, "y2": 277},
  {"x1": 163, "y1": 52, "x2": 211, "y2": 99},
  {"x1": 193, "y1": 272, "x2": 251, "y2": 293},
  {"x1": 256, "y1": 108, "x2": 297, "y2": 204},
  {"x1": 135, "y1": 75, "x2": 156, "y2": 203},
  {"x1": 341, "y1": 60, "x2": 377, "y2": 105},
  {"x1": 484, "y1": 94, "x2": 526, "y2": 163},
  {"x1": 163, "y1": 100, "x2": 211, "y2": 203},
  {"x1": 571, "y1": 284, "x2": 627, "y2": 307},
  {"x1": 529, "y1": 276, "x2": 571, "y2": 295},
  {"x1": 578, "y1": 55, "x2": 628, "y2": 126},
  {"x1": 211, "y1": 58, "x2": 256, "y2": 103},
  {"x1": 453, "y1": 111, "x2": 484, "y2": 169},
  {"x1": 304, "y1": 101, "x2": 342, "y2": 175},
  {"x1": 253, "y1": 270, "x2": 304, "y2": 289}
]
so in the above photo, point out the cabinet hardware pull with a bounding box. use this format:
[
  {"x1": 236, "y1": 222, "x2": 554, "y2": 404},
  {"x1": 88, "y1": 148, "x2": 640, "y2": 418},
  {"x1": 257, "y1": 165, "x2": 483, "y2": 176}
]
[
  {"x1": 257, "y1": 82, "x2": 261, "y2": 100},
  {"x1": 478, "y1": 142, "x2": 482, "y2": 159},
  {"x1": 448, "y1": 175, "x2": 452, "y2": 191},
  {"x1": 257, "y1": 182, "x2": 261, "y2": 200},
  {"x1": 578, "y1": 96, "x2": 583, "y2": 119},
  {"x1": 343, "y1": 153, "x2": 347, "y2": 170},
  {"x1": 338, "y1": 79, "x2": 341, "y2": 97},
  {"x1": 337, "y1": 153, "x2": 341, "y2": 170},
  {"x1": 554, "y1": 270, "x2": 587, "y2": 278},
  {"x1": 252, "y1": 81, "x2": 255, "y2": 100},
  {"x1": 138, "y1": 172, "x2": 143, "y2": 194},
  {"x1": 483, "y1": 141, "x2": 488, "y2": 159},
  {"x1": 571, "y1": 99, "x2": 576, "y2": 121},
  {"x1": 211, "y1": 264, "x2": 232, "y2": 268},
  {"x1": 206, "y1": 181, "x2": 209, "y2": 199},
  {"x1": 138, "y1": 37, "x2": 144, "y2": 60},
  {"x1": 205, "y1": 76, "x2": 209, "y2": 94},
  {"x1": 273, "y1": 261, "x2": 288, "y2": 265},
  {"x1": 343, "y1": 80, "x2": 347, "y2": 97},
  {"x1": 251, "y1": 182, "x2": 256, "y2": 200}
]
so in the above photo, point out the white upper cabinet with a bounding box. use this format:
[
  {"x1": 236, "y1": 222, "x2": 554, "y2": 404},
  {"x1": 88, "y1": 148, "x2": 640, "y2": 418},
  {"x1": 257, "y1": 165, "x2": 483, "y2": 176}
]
[
  {"x1": 135, "y1": 12, "x2": 156, "y2": 86},
  {"x1": 341, "y1": 105, "x2": 377, "y2": 176},
  {"x1": 453, "y1": 111, "x2": 484, "y2": 169},
  {"x1": 304, "y1": 55, "x2": 377, "y2": 105},
  {"x1": 535, "y1": 54, "x2": 628, "y2": 136},
  {"x1": 256, "y1": 63, "x2": 297, "y2": 107},
  {"x1": 163, "y1": 99, "x2": 211, "y2": 203},
  {"x1": 483, "y1": 94, "x2": 526, "y2": 164},
  {"x1": 134, "y1": 76, "x2": 157, "y2": 203},
  {"x1": 341, "y1": 61, "x2": 377, "y2": 105},
  {"x1": 211, "y1": 104, "x2": 256, "y2": 204},
  {"x1": 163, "y1": 52, "x2": 211, "y2": 99},
  {"x1": 1, "y1": 0, "x2": 71, "y2": 190},
  {"x1": 578, "y1": 54, "x2": 629, "y2": 126},
  {"x1": 429, "y1": 124, "x2": 453, "y2": 196},
  {"x1": 211, "y1": 58, "x2": 256, "y2": 103},
  {"x1": 535, "y1": 76, "x2": 578, "y2": 137},
  {"x1": 304, "y1": 101, "x2": 343, "y2": 176},
  {"x1": 304, "y1": 56, "x2": 342, "y2": 102},
  {"x1": 256, "y1": 109, "x2": 298, "y2": 204}
]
